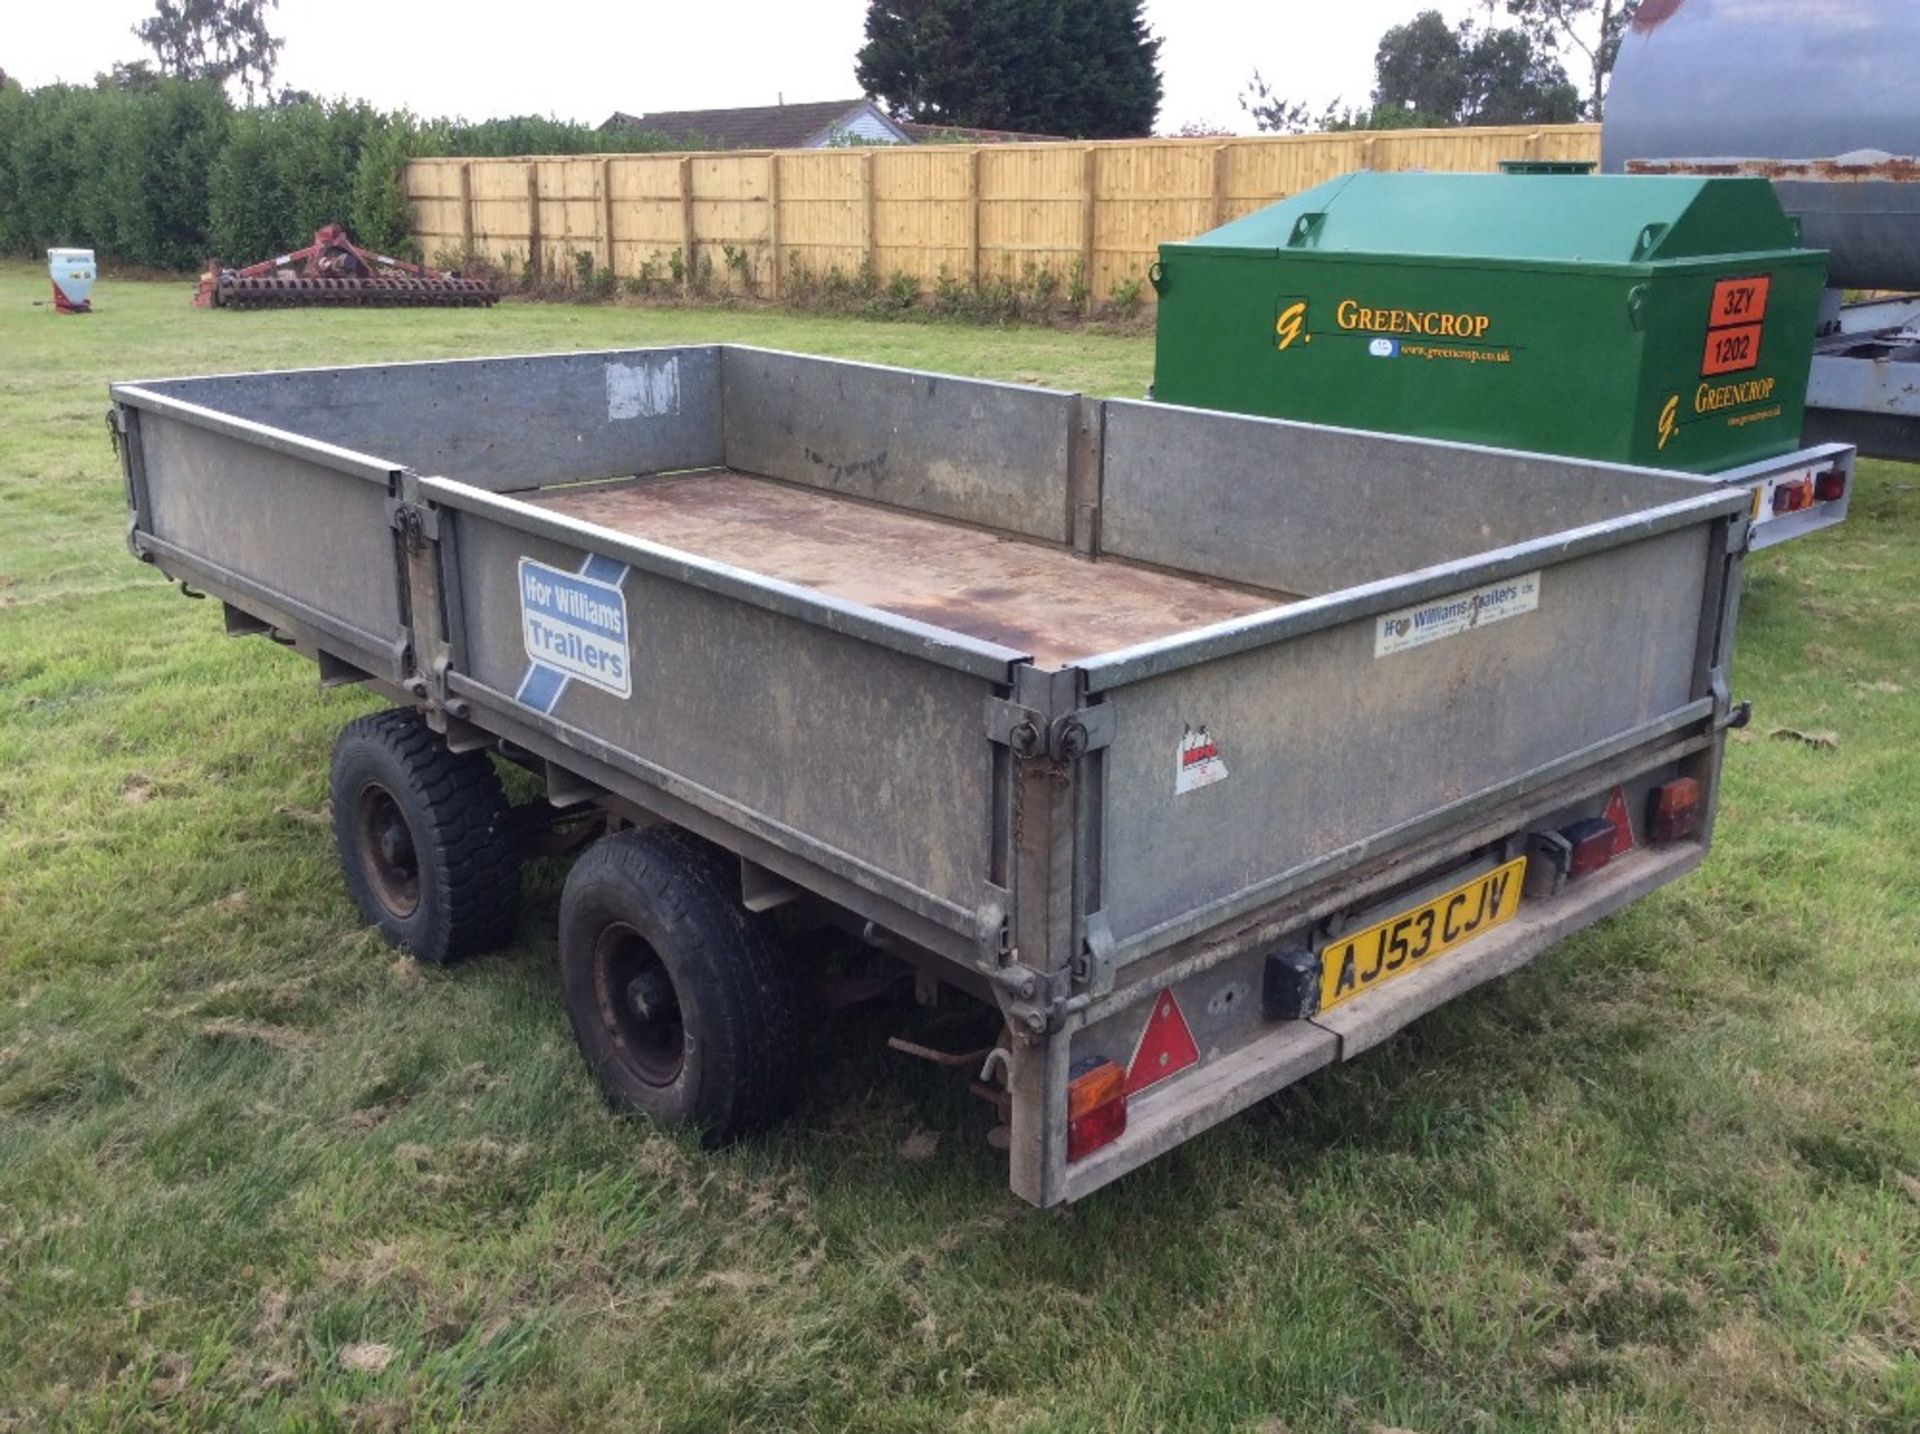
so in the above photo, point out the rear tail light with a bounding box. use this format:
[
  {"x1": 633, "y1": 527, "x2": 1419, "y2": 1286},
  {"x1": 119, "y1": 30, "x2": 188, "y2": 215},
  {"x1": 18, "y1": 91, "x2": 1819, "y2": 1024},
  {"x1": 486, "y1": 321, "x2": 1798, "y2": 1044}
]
[
  {"x1": 1646, "y1": 777, "x2": 1701, "y2": 842},
  {"x1": 1561, "y1": 816, "x2": 1618, "y2": 880},
  {"x1": 1066, "y1": 1058, "x2": 1127, "y2": 1162},
  {"x1": 1814, "y1": 467, "x2": 1847, "y2": 503},
  {"x1": 1772, "y1": 477, "x2": 1814, "y2": 514}
]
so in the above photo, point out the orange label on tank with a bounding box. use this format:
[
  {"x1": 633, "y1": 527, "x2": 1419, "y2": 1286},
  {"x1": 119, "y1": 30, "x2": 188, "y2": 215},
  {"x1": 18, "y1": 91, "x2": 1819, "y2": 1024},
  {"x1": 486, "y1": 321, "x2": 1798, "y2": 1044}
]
[
  {"x1": 1702, "y1": 323, "x2": 1763, "y2": 377},
  {"x1": 1709, "y1": 275, "x2": 1770, "y2": 328}
]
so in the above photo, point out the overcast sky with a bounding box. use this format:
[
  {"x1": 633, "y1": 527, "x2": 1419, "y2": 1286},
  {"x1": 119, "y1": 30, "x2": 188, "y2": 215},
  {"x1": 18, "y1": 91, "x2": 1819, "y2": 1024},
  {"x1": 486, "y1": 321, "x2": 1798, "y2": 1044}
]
[{"x1": 3, "y1": 1, "x2": 1488, "y2": 134}]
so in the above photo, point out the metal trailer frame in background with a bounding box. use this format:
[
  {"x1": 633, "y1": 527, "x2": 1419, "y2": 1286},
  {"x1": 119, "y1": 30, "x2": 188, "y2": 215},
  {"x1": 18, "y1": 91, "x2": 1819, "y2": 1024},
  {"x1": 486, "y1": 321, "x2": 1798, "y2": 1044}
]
[{"x1": 110, "y1": 346, "x2": 1751, "y2": 1206}]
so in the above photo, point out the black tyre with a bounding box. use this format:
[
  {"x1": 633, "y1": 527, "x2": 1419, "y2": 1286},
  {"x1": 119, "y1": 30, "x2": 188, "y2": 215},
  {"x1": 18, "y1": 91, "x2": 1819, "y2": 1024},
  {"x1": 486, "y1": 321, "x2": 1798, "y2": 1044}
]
[
  {"x1": 558, "y1": 827, "x2": 802, "y2": 1146},
  {"x1": 328, "y1": 708, "x2": 521, "y2": 963}
]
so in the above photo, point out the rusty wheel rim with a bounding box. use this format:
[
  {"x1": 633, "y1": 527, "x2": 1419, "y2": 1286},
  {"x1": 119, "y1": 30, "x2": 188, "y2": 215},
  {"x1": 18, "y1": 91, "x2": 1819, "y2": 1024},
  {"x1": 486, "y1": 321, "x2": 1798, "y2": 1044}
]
[
  {"x1": 354, "y1": 781, "x2": 420, "y2": 919},
  {"x1": 592, "y1": 922, "x2": 685, "y2": 1087}
]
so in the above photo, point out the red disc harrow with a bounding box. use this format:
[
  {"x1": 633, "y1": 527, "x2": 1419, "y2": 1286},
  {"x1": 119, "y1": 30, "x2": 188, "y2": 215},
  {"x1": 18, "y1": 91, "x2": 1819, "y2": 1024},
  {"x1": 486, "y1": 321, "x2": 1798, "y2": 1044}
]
[{"x1": 194, "y1": 223, "x2": 498, "y2": 310}]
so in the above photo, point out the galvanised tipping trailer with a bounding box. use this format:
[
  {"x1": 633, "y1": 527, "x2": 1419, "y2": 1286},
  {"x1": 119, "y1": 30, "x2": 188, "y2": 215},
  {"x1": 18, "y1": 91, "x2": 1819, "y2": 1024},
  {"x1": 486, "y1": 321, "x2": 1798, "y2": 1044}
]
[{"x1": 110, "y1": 346, "x2": 1751, "y2": 1206}]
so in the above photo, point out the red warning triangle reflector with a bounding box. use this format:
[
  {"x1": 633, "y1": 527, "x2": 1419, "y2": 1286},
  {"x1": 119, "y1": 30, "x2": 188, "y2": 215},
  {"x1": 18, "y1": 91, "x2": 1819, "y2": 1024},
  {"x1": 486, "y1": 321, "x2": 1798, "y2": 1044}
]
[
  {"x1": 1602, "y1": 784, "x2": 1637, "y2": 857},
  {"x1": 1125, "y1": 988, "x2": 1200, "y2": 1096}
]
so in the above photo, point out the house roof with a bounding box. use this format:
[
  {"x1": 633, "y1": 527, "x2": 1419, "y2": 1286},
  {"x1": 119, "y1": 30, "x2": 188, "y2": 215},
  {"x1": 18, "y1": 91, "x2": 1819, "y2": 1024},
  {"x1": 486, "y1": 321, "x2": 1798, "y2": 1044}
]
[{"x1": 600, "y1": 98, "x2": 907, "y2": 150}]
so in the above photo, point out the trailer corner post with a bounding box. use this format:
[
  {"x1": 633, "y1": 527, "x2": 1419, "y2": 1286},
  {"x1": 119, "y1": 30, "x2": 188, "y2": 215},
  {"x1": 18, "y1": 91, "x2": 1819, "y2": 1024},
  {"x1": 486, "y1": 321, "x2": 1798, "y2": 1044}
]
[
  {"x1": 993, "y1": 663, "x2": 1113, "y2": 1207},
  {"x1": 393, "y1": 471, "x2": 460, "y2": 723},
  {"x1": 110, "y1": 402, "x2": 153, "y2": 557}
]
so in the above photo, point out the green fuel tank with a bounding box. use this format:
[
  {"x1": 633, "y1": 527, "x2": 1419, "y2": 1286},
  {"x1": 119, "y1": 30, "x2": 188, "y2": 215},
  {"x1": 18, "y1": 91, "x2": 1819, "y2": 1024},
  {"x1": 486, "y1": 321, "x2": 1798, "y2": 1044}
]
[{"x1": 1148, "y1": 169, "x2": 1826, "y2": 473}]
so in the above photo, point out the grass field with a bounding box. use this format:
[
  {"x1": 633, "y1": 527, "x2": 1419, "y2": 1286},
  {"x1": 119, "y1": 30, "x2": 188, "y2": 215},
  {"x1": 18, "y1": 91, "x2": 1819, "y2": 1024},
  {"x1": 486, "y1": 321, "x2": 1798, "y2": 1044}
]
[{"x1": 1, "y1": 259, "x2": 1915, "y2": 1431}]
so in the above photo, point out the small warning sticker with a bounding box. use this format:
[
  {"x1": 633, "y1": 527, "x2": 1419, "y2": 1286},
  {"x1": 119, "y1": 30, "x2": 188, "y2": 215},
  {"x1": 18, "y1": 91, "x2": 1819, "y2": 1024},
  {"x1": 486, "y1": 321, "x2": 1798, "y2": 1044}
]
[
  {"x1": 1175, "y1": 724, "x2": 1228, "y2": 794},
  {"x1": 1375, "y1": 571, "x2": 1541, "y2": 657}
]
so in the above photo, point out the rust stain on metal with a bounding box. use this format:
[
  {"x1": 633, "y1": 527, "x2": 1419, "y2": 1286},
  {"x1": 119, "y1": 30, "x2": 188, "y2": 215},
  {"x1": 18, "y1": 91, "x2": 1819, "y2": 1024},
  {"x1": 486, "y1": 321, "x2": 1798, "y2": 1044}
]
[
  {"x1": 1628, "y1": 154, "x2": 1920, "y2": 185},
  {"x1": 530, "y1": 469, "x2": 1287, "y2": 668}
]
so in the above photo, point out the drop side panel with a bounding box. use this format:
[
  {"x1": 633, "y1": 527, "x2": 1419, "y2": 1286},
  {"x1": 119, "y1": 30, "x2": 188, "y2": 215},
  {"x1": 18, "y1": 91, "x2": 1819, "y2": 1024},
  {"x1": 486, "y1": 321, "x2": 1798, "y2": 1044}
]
[
  {"x1": 133, "y1": 413, "x2": 405, "y2": 664},
  {"x1": 720, "y1": 347, "x2": 1078, "y2": 543},
  {"x1": 142, "y1": 347, "x2": 725, "y2": 490},
  {"x1": 1090, "y1": 523, "x2": 1713, "y2": 959},
  {"x1": 1099, "y1": 400, "x2": 1706, "y2": 595},
  {"x1": 441, "y1": 503, "x2": 1003, "y2": 933}
]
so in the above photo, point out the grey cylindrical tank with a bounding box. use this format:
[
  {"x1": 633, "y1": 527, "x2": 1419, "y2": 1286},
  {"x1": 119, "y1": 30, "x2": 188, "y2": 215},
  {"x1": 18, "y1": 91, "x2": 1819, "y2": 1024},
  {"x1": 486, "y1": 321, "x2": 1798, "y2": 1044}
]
[{"x1": 1602, "y1": 0, "x2": 1920, "y2": 290}]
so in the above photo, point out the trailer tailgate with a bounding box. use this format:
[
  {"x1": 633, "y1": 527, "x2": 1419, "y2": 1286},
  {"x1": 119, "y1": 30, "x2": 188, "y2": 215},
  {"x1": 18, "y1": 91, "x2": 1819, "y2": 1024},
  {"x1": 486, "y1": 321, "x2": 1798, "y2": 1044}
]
[{"x1": 1076, "y1": 460, "x2": 1744, "y2": 976}]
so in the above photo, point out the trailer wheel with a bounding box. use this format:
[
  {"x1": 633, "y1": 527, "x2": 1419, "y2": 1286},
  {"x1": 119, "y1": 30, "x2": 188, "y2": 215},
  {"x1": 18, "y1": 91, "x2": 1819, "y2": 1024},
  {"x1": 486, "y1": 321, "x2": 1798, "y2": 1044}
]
[
  {"x1": 557, "y1": 828, "x2": 802, "y2": 1146},
  {"x1": 328, "y1": 709, "x2": 521, "y2": 963}
]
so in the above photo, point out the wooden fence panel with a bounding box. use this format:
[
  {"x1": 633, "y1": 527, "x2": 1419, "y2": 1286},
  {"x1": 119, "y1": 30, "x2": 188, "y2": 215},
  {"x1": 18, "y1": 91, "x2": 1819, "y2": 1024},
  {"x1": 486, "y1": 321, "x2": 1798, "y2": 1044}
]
[
  {"x1": 606, "y1": 154, "x2": 686, "y2": 277},
  {"x1": 778, "y1": 150, "x2": 868, "y2": 283},
  {"x1": 1093, "y1": 141, "x2": 1218, "y2": 303},
  {"x1": 532, "y1": 158, "x2": 605, "y2": 275},
  {"x1": 405, "y1": 124, "x2": 1600, "y2": 306},
  {"x1": 690, "y1": 153, "x2": 770, "y2": 291},
  {"x1": 976, "y1": 144, "x2": 1088, "y2": 282},
  {"x1": 464, "y1": 160, "x2": 532, "y2": 259},
  {"x1": 873, "y1": 147, "x2": 972, "y2": 287}
]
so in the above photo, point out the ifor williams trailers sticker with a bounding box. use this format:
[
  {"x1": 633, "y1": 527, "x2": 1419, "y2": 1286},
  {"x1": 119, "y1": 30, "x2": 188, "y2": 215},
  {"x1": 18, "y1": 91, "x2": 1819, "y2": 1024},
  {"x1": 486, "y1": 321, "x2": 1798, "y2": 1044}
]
[
  {"x1": 1374, "y1": 571, "x2": 1541, "y2": 657},
  {"x1": 515, "y1": 555, "x2": 632, "y2": 711}
]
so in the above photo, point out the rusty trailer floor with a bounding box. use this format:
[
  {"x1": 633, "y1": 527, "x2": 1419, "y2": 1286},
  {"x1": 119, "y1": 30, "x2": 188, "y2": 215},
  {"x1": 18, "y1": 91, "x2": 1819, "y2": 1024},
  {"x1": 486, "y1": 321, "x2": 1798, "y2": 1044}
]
[{"x1": 528, "y1": 469, "x2": 1286, "y2": 668}]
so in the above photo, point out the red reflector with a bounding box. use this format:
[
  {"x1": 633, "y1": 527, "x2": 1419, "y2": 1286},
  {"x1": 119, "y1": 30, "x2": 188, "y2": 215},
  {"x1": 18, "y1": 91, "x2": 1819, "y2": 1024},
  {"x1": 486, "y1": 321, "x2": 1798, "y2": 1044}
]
[
  {"x1": 1647, "y1": 778, "x2": 1701, "y2": 843},
  {"x1": 1772, "y1": 477, "x2": 1813, "y2": 514},
  {"x1": 1814, "y1": 468, "x2": 1847, "y2": 503},
  {"x1": 1600, "y1": 784, "x2": 1638, "y2": 858},
  {"x1": 1067, "y1": 1098, "x2": 1127, "y2": 1162},
  {"x1": 1125, "y1": 989, "x2": 1200, "y2": 1096},
  {"x1": 1065, "y1": 1059, "x2": 1127, "y2": 1162},
  {"x1": 1562, "y1": 816, "x2": 1618, "y2": 879}
]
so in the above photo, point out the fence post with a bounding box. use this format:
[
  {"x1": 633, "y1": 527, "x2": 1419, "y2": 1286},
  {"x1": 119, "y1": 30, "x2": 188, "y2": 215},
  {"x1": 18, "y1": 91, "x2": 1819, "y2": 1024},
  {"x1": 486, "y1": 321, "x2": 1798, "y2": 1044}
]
[
  {"x1": 966, "y1": 147, "x2": 981, "y2": 288},
  {"x1": 459, "y1": 162, "x2": 474, "y2": 256},
  {"x1": 1081, "y1": 145, "x2": 1097, "y2": 314},
  {"x1": 679, "y1": 155, "x2": 695, "y2": 291},
  {"x1": 601, "y1": 158, "x2": 616, "y2": 277},
  {"x1": 862, "y1": 149, "x2": 877, "y2": 277},
  {"x1": 1211, "y1": 143, "x2": 1228, "y2": 228},
  {"x1": 525, "y1": 162, "x2": 541, "y2": 279},
  {"x1": 766, "y1": 151, "x2": 781, "y2": 297}
]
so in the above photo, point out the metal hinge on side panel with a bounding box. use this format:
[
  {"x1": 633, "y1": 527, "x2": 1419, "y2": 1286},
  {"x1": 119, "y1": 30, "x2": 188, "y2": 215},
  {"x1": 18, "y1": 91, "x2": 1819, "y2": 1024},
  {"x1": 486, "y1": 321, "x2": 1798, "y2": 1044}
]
[
  {"x1": 994, "y1": 962, "x2": 1074, "y2": 1037},
  {"x1": 976, "y1": 887, "x2": 1013, "y2": 967},
  {"x1": 984, "y1": 697, "x2": 1114, "y2": 760},
  {"x1": 387, "y1": 498, "x2": 439, "y2": 553},
  {"x1": 1075, "y1": 910, "x2": 1116, "y2": 995}
]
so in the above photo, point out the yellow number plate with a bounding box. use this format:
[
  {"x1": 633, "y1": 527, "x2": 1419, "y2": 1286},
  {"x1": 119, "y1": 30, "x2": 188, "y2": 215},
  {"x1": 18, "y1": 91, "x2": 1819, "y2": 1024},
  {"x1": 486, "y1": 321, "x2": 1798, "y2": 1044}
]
[{"x1": 1318, "y1": 857, "x2": 1527, "y2": 1014}]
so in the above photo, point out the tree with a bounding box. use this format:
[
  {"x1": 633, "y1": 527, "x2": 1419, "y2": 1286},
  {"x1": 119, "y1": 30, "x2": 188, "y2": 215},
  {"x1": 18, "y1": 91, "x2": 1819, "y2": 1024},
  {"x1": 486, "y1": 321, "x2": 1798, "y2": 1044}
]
[
  {"x1": 856, "y1": 0, "x2": 1162, "y2": 139},
  {"x1": 134, "y1": 0, "x2": 282, "y2": 102},
  {"x1": 1372, "y1": 10, "x2": 1472, "y2": 124},
  {"x1": 99, "y1": 60, "x2": 164, "y2": 91},
  {"x1": 1242, "y1": 11, "x2": 1574, "y2": 136},
  {"x1": 1373, "y1": 11, "x2": 1578, "y2": 125},
  {"x1": 1493, "y1": 1, "x2": 1639, "y2": 120}
]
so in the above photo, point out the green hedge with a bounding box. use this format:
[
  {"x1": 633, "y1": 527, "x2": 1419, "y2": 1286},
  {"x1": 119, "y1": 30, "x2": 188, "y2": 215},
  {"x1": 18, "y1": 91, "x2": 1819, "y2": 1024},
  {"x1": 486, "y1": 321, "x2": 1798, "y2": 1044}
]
[{"x1": 0, "y1": 78, "x2": 671, "y2": 271}]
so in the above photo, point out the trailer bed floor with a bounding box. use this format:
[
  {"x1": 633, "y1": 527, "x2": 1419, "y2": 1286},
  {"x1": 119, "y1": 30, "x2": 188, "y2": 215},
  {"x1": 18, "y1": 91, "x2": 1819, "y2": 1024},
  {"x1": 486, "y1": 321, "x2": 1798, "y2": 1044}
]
[{"x1": 529, "y1": 469, "x2": 1288, "y2": 667}]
